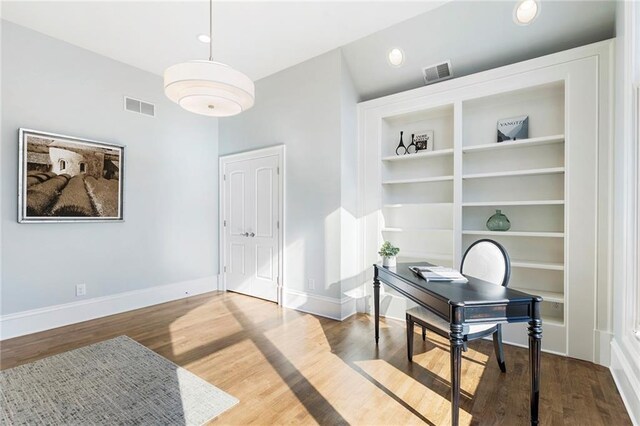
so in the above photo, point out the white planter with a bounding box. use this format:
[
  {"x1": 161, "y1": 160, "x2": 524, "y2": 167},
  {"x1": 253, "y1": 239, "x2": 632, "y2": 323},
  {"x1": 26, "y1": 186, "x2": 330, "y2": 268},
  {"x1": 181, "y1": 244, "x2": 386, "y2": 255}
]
[{"x1": 382, "y1": 256, "x2": 397, "y2": 267}]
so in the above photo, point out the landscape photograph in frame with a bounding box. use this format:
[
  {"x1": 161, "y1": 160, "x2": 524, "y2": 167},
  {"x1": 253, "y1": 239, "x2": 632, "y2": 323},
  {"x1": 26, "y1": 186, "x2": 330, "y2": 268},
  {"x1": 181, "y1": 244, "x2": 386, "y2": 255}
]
[{"x1": 18, "y1": 129, "x2": 124, "y2": 223}]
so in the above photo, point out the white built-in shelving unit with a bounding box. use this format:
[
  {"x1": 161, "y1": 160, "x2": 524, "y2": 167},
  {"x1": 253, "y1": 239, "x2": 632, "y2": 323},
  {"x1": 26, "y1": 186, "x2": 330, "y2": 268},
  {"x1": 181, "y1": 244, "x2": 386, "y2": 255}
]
[
  {"x1": 358, "y1": 41, "x2": 613, "y2": 361},
  {"x1": 380, "y1": 104, "x2": 455, "y2": 268}
]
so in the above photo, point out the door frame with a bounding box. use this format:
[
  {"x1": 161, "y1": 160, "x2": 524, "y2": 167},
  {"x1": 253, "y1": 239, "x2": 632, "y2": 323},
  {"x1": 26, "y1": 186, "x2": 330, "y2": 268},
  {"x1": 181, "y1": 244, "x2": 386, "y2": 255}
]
[{"x1": 219, "y1": 145, "x2": 285, "y2": 305}]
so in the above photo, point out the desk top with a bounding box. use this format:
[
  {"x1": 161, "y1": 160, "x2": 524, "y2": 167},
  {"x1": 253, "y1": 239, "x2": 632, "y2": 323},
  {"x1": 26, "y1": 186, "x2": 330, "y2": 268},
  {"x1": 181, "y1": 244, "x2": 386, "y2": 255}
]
[{"x1": 375, "y1": 262, "x2": 541, "y2": 307}]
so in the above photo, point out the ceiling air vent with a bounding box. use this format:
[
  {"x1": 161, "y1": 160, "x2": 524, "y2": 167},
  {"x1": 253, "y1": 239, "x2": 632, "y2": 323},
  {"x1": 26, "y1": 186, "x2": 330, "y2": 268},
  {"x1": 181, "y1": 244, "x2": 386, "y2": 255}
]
[
  {"x1": 124, "y1": 96, "x2": 155, "y2": 117},
  {"x1": 422, "y1": 60, "x2": 452, "y2": 85}
]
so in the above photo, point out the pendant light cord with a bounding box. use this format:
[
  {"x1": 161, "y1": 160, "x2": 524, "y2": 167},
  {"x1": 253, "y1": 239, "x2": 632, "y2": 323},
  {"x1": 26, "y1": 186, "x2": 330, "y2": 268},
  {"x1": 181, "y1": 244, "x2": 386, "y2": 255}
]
[{"x1": 209, "y1": 0, "x2": 213, "y2": 61}]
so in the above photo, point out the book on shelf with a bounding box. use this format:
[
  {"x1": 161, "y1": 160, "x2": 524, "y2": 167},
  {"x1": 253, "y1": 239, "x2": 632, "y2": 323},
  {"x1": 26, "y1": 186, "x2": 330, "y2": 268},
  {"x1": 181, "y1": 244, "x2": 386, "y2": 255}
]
[{"x1": 409, "y1": 266, "x2": 468, "y2": 283}]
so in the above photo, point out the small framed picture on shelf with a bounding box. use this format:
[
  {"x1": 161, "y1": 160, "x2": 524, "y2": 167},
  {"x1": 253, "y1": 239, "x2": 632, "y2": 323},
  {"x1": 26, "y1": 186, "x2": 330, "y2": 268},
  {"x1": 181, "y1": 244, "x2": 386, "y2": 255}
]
[
  {"x1": 414, "y1": 130, "x2": 434, "y2": 152},
  {"x1": 497, "y1": 115, "x2": 528, "y2": 142}
]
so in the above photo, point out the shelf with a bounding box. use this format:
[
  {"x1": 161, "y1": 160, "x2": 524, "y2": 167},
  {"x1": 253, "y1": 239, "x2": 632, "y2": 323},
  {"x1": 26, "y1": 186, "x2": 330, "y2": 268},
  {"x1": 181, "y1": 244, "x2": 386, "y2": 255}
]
[
  {"x1": 383, "y1": 203, "x2": 454, "y2": 208},
  {"x1": 382, "y1": 149, "x2": 454, "y2": 162},
  {"x1": 512, "y1": 287, "x2": 564, "y2": 304},
  {"x1": 462, "y1": 200, "x2": 565, "y2": 207},
  {"x1": 462, "y1": 230, "x2": 564, "y2": 238},
  {"x1": 382, "y1": 227, "x2": 453, "y2": 233},
  {"x1": 462, "y1": 135, "x2": 565, "y2": 153},
  {"x1": 511, "y1": 260, "x2": 564, "y2": 271},
  {"x1": 462, "y1": 167, "x2": 565, "y2": 180},
  {"x1": 397, "y1": 251, "x2": 453, "y2": 261},
  {"x1": 382, "y1": 176, "x2": 454, "y2": 185}
]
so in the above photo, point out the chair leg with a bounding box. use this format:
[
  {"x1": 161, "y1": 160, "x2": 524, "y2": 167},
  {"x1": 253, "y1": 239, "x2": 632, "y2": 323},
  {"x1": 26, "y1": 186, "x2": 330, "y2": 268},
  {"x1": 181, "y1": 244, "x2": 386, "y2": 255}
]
[
  {"x1": 463, "y1": 342, "x2": 468, "y2": 352},
  {"x1": 406, "y1": 314, "x2": 414, "y2": 362},
  {"x1": 422, "y1": 326, "x2": 426, "y2": 341},
  {"x1": 493, "y1": 325, "x2": 507, "y2": 373}
]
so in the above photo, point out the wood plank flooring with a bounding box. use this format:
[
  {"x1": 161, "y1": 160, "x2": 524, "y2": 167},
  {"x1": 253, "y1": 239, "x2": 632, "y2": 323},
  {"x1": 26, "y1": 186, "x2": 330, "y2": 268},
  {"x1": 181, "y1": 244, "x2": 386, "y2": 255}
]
[{"x1": 0, "y1": 291, "x2": 631, "y2": 425}]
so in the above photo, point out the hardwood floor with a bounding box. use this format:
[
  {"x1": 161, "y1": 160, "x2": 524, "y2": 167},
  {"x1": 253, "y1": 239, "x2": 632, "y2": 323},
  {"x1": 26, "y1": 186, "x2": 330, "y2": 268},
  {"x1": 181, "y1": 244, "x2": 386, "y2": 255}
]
[{"x1": 0, "y1": 291, "x2": 631, "y2": 425}]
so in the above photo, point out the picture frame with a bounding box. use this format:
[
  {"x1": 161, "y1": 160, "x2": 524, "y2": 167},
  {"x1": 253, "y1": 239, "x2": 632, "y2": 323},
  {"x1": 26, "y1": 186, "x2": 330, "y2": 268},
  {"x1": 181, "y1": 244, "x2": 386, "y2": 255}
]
[
  {"x1": 497, "y1": 115, "x2": 529, "y2": 142},
  {"x1": 18, "y1": 129, "x2": 125, "y2": 223},
  {"x1": 414, "y1": 130, "x2": 434, "y2": 152}
]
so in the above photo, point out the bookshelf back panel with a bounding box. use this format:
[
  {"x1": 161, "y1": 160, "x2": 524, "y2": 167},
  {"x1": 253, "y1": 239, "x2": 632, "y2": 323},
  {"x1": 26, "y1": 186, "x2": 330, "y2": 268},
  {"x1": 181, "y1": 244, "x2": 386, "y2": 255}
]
[
  {"x1": 383, "y1": 181, "x2": 454, "y2": 204},
  {"x1": 462, "y1": 144, "x2": 565, "y2": 175},
  {"x1": 463, "y1": 234, "x2": 564, "y2": 263},
  {"x1": 462, "y1": 174, "x2": 565, "y2": 202},
  {"x1": 383, "y1": 157, "x2": 453, "y2": 181},
  {"x1": 462, "y1": 81, "x2": 565, "y2": 148},
  {"x1": 462, "y1": 205, "x2": 564, "y2": 233},
  {"x1": 385, "y1": 231, "x2": 453, "y2": 256},
  {"x1": 510, "y1": 269, "x2": 564, "y2": 296},
  {"x1": 383, "y1": 203, "x2": 454, "y2": 229},
  {"x1": 541, "y1": 301, "x2": 564, "y2": 324}
]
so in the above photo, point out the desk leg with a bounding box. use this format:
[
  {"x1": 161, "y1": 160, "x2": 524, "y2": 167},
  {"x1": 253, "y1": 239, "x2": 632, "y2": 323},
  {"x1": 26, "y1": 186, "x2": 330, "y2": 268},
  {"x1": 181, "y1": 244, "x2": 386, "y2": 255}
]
[
  {"x1": 373, "y1": 277, "x2": 380, "y2": 344},
  {"x1": 450, "y1": 323, "x2": 464, "y2": 426},
  {"x1": 528, "y1": 316, "x2": 542, "y2": 425}
]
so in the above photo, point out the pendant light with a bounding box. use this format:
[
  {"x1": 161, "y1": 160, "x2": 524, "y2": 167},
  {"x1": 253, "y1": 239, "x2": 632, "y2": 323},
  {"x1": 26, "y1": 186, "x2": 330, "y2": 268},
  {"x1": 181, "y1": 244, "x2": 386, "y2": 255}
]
[{"x1": 164, "y1": 0, "x2": 255, "y2": 117}]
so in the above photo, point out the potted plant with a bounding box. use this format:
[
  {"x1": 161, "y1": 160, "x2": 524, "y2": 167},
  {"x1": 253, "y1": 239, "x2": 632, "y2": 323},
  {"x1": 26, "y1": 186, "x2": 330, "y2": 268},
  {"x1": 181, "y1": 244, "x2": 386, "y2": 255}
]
[{"x1": 379, "y1": 241, "x2": 400, "y2": 267}]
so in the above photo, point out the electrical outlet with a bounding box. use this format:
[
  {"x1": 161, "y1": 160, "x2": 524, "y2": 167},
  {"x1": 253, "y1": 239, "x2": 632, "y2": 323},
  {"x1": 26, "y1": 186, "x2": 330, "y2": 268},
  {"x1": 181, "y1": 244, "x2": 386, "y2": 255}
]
[
  {"x1": 76, "y1": 284, "x2": 86, "y2": 297},
  {"x1": 308, "y1": 279, "x2": 315, "y2": 290}
]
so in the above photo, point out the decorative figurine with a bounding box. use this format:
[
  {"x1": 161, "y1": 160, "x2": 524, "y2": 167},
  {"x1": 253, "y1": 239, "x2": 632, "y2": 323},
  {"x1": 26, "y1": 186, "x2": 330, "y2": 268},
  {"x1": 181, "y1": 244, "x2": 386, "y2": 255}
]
[
  {"x1": 407, "y1": 134, "x2": 417, "y2": 154},
  {"x1": 395, "y1": 131, "x2": 407, "y2": 155}
]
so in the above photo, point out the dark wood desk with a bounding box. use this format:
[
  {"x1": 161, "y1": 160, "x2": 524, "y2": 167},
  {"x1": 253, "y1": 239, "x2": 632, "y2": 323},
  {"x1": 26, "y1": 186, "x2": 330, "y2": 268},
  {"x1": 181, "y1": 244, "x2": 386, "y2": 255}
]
[{"x1": 373, "y1": 262, "x2": 543, "y2": 426}]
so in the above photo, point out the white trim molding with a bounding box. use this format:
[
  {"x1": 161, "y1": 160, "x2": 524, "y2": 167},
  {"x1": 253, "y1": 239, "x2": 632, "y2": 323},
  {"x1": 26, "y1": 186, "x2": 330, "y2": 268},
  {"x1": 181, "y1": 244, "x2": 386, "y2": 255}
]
[
  {"x1": 595, "y1": 329, "x2": 613, "y2": 366},
  {"x1": 610, "y1": 1, "x2": 640, "y2": 423},
  {"x1": 283, "y1": 289, "x2": 356, "y2": 321},
  {"x1": 611, "y1": 339, "x2": 640, "y2": 425},
  {"x1": 0, "y1": 276, "x2": 218, "y2": 341}
]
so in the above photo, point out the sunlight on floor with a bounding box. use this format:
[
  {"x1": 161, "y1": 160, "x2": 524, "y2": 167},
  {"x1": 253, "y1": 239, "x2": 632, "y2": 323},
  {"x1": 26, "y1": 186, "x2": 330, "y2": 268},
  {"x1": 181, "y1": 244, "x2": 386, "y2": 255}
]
[
  {"x1": 353, "y1": 358, "x2": 472, "y2": 425},
  {"x1": 167, "y1": 302, "x2": 244, "y2": 359},
  {"x1": 410, "y1": 332, "x2": 491, "y2": 398}
]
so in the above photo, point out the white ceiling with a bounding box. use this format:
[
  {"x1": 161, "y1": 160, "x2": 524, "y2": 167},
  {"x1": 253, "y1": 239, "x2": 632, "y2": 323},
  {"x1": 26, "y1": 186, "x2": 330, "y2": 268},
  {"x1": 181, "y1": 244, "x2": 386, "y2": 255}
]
[{"x1": 1, "y1": 1, "x2": 447, "y2": 81}]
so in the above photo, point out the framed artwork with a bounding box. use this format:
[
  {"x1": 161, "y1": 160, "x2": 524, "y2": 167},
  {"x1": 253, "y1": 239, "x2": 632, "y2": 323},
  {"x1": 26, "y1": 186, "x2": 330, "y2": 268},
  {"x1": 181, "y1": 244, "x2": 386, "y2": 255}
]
[
  {"x1": 18, "y1": 129, "x2": 124, "y2": 223},
  {"x1": 497, "y1": 115, "x2": 529, "y2": 142},
  {"x1": 415, "y1": 130, "x2": 434, "y2": 152}
]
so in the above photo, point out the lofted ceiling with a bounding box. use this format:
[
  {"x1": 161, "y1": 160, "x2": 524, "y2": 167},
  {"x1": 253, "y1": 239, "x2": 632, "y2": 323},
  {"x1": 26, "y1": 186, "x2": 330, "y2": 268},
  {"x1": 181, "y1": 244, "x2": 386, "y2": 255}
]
[
  {"x1": 342, "y1": 0, "x2": 616, "y2": 100},
  {"x1": 0, "y1": 1, "x2": 447, "y2": 81},
  {"x1": 1, "y1": 1, "x2": 616, "y2": 102}
]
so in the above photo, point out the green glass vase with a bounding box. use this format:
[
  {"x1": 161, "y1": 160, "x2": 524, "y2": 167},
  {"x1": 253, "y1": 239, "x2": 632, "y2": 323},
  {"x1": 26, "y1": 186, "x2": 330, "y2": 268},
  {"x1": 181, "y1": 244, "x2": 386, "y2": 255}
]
[{"x1": 486, "y1": 209, "x2": 511, "y2": 231}]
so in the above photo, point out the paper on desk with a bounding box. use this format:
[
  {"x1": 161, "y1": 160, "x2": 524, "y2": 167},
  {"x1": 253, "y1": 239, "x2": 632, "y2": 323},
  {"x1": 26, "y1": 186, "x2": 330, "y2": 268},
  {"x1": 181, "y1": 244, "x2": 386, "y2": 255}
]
[{"x1": 409, "y1": 266, "x2": 469, "y2": 283}]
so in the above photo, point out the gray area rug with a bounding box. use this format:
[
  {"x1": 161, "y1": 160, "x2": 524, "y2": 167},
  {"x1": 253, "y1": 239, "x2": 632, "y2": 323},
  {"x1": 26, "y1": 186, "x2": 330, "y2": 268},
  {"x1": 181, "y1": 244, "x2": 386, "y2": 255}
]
[{"x1": 0, "y1": 335, "x2": 238, "y2": 425}]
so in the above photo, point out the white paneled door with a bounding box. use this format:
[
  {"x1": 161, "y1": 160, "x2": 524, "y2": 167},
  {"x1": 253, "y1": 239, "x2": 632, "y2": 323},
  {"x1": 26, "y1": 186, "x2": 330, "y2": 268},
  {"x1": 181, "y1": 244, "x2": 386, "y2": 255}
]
[{"x1": 222, "y1": 150, "x2": 281, "y2": 303}]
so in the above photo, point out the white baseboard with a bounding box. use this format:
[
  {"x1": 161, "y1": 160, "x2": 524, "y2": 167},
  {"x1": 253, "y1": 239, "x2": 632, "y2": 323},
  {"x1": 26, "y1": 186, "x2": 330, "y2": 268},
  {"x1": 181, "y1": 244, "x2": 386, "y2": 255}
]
[
  {"x1": 611, "y1": 339, "x2": 640, "y2": 425},
  {"x1": 594, "y1": 329, "x2": 613, "y2": 366},
  {"x1": 283, "y1": 289, "x2": 356, "y2": 321},
  {"x1": 0, "y1": 276, "x2": 218, "y2": 341}
]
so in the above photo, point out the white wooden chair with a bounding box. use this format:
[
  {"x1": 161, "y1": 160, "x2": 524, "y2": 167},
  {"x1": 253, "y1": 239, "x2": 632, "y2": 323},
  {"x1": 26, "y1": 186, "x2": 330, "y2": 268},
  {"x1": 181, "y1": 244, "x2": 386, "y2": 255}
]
[{"x1": 406, "y1": 239, "x2": 511, "y2": 372}]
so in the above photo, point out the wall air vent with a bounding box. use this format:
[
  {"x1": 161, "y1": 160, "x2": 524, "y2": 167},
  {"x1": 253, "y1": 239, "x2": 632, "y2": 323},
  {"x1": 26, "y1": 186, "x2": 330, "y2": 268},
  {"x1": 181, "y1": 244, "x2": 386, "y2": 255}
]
[
  {"x1": 422, "y1": 60, "x2": 452, "y2": 85},
  {"x1": 124, "y1": 96, "x2": 155, "y2": 117}
]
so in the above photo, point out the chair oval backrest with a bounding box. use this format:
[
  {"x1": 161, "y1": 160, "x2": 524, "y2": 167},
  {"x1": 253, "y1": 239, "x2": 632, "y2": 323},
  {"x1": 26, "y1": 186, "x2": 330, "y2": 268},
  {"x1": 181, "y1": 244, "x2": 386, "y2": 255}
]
[{"x1": 460, "y1": 239, "x2": 511, "y2": 287}]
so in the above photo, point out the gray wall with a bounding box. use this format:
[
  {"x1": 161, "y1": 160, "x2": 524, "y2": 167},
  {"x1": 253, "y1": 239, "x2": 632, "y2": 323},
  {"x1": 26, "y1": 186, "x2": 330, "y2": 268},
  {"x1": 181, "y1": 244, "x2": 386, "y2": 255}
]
[
  {"x1": 219, "y1": 49, "x2": 357, "y2": 299},
  {"x1": 1, "y1": 21, "x2": 219, "y2": 314}
]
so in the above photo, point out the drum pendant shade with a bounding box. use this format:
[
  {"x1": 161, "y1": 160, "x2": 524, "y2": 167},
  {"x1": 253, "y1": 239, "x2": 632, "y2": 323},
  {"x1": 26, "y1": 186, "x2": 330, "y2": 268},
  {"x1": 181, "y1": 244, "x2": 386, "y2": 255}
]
[
  {"x1": 163, "y1": 0, "x2": 254, "y2": 117},
  {"x1": 164, "y1": 60, "x2": 255, "y2": 117}
]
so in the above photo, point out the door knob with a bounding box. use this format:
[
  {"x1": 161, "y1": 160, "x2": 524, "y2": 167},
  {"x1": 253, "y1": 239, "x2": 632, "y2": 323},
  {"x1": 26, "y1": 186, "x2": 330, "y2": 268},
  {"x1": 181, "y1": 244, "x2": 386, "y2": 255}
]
[
  {"x1": 242, "y1": 232, "x2": 249, "y2": 237},
  {"x1": 249, "y1": 232, "x2": 255, "y2": 237}
]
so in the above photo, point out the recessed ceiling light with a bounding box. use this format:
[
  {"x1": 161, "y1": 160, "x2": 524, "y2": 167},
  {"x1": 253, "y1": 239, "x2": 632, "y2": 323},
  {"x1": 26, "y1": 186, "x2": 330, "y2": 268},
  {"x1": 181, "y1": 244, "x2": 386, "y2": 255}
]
[
  {"x1": 514, "y1": 0, "x2": 540, "y2": 26},
  {"x1": 388, "y1": 48, "x2": 405, "y2": 67},
  {"x1": 198, "y1": 34, "x2": 211, "y2": 43}
]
